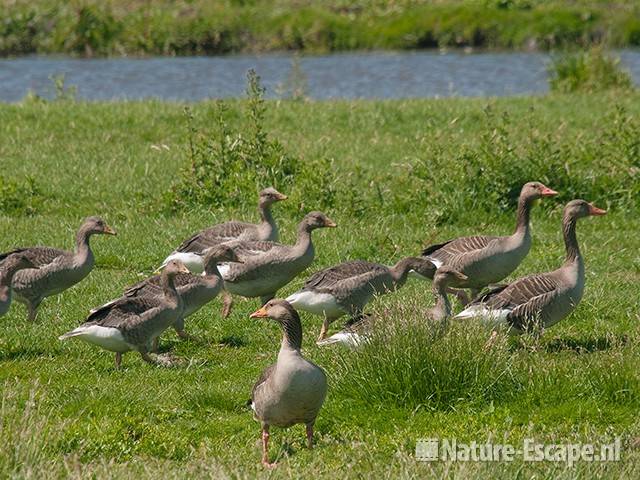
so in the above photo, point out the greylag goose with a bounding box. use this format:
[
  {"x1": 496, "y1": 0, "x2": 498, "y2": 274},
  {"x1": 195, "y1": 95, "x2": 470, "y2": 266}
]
[
  {"x1": 286, "y1": 256, "x2": 437, "y2": 341},
  {"x1": 93, "y1": 245, "x2": 241, "y2": 344},
  {"x1": 161, "y1": 187, "x2": 287, "y2": 272},
  {"x1": 218, "y1": 211, "x2": 336, "y2": 315},
  {"x1": 0, "y1": 253, "x2": 34, "y2": 317},
  {"x1": 1, "y1": 216, "x2": 116, "y2": 320},
  {"x1": 314, "y1": 266, "x2": 468, "y2": 347},
  {"x1": 59, "y1": 260, "x2": 189, "y2": 368},
  {"x1": 422, "y1": 182, "x2": 557, "y2": 301},
  {"x1": 248, "y1": 299, "x2": 327, "y2": 468},
  {"x1": 456, "y1": 200, "x2": 606, "y2": 333}
]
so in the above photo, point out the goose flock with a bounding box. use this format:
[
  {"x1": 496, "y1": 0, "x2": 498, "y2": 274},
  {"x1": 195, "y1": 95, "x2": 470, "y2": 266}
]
[{"x1": 0, "y1": 184, "x2": 606, "y2": 466}]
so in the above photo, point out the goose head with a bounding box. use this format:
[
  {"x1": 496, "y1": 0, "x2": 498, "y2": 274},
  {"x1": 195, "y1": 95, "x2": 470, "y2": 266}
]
[
  {"x1": 82, "y1": 216, "x2": 117, "y2": 236},
  {"x1": 249, "y1": 298, "x2": 297, "y2": 322},
  {"x1": 162, "y1": 259, "x2": 190, "y2": 278},
  {"x1": 433, "y1": 266, "x2": 468, "y2": 290},
  {"x1": 202, "y1": 244, "x2": 243, "y2": 270},
  {"x1": 300, "y1": 211, "x2": 337, "y2": 232},
  {"x1": 520, "y1": 181, "x2": 558, "y2": 203},
  {"x1": 259, "y1": 187, "x2": 288, "y2": 208},
  {"x1": 564, "y1": 199, "x2": 607, "y2": 220}
]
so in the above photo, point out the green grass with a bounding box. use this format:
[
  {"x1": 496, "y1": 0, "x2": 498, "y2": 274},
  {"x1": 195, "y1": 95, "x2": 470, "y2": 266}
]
[
  {"x1": 1, "y1": 91, "x2": 640, "y2": 477},
  {"x1": 2, "y1": 0, "x2": 640, "y2": 56}
]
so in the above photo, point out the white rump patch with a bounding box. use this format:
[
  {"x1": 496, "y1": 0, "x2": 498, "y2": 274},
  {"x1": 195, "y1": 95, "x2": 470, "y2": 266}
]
[
  {"x1": 60, "y1": 325, "x2": 130, "y2": 352},
  {"x1": 217, "y1": 263, "x2": 231, "y2": 279},
  {"x1": 425, "y1": 256, "x2": 443, "y2": 268},
  {"x1": 162, "y1": 252, "x2": 204, "y2": 273},
  {"x1": 286, "y1": 291, "x2": 343, "y2": 318},
  {"x1": 455, "y1": 305, "x2": 511, "y2": 325},
  {"x1": 317, "y1": 331, "x2": 363, "y2": 348}
]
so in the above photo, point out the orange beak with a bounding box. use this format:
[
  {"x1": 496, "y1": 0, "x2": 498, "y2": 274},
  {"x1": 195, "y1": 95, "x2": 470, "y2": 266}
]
[
  {"x1": 324, "y1": 218, "x2": 337, "y2": 228},
  {"x1": 103, "y1": 225, "x2": 117, "y2": 235},
  {"x1": 540, "y1": 186, "x2": 558, "y2": 197},
  {"x1": 588, "y1": 204, "x2": 607, "y2": 216},
  {"x1": 277, "y1": 193, "x2": 288, "y2": 201},
  {"x1": 249, "y1": 306, "x2": 269, "y2": 319}
]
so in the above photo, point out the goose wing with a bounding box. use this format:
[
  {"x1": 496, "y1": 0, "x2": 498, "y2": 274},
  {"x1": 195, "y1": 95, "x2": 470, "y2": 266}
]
[
  {"x1": 302, "y1": 261, "x2": 383, "y2": 292},
  {"x1": 123, "y1": 273, "x2": 196, "y2": 298},
  {"x1": 0, "y1": 247, "x2": 68, "y2": 268},
  {"x1": 84, "y1": 296, "x2": 161, "y2": 328},
  {"x1": 422, "y1": 235, "x2": 500, "y2": 265},
  {"x1": 177, "y1": 221, "x2": 253, "y2": 253}
]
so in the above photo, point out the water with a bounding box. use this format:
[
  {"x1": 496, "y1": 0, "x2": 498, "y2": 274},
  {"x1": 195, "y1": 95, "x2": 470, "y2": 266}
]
[{"x1": 1, "y1": 50, "x2": 640, "y2": 102}]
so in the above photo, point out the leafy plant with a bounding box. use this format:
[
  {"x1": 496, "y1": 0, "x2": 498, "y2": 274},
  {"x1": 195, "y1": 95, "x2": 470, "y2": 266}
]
[
  {"x1": 549, "y1": 46, "x2": 633, "y2": 93},
  {"x1": 0, "y1": 176, "x2": 42, "y2": 216}
]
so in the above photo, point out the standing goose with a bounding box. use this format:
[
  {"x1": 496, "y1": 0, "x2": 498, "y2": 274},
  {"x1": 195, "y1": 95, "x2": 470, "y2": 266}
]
[
  {"x1": 456, "y1": 200, "x2": 606, "y2": 333},
  {"x1": 313, "y1": 265, "x2": 468, "y2": 347},
  {"x1": 218, "y1": 211, "x2": 336, "y2": 315},
  {"x1": 0, "y1": 254, "x2": 34, "y2": 317},
  {"x1": 161, "y1": 188, "x2": 287, "y2": 272},
  {"x1": 59, "y1": 260, "x2": 190, "y2": 368},
  {"x1": 1, "y1": 216, "x2": 116, "y2": 320},
  {"x1": 286, "y1": 256, "x2": 437, "y2": 342},
  {"x1": 97, "y1": 245, "x2": 242, "y2": 343},
  {"x1": 422, "y1": 182, "x2": 558, "y2": 300},
  {"x1": 248, "y1": 299, "x2": 327, "y2": 468}
]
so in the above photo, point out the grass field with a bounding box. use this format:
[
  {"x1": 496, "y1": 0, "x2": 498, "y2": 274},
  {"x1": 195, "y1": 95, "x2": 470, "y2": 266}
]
[
  {"x1": 2, "y1": 0, "x2": 640, "y2": 56},
  {"x1": 1, "y1": 90, "x2": 640, "y2": 478}
]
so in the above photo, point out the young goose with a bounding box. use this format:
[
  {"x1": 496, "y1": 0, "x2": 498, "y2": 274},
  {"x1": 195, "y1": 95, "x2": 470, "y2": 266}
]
[
  {"x1": 59, "y1": 260, "x2": 189, "y2": 368},
  {"x1": 0, "y1": 254, "x2": 34, "y2": 317},
  {"x1": 219, "y1": 211, "x2": 336, "y2": 315},
  {"x1": 286, "y1": 256, "x2": 436, "y2": 342},
  {"x1": 315, "y1": 266, "x2": 468, "y2": 347},
  {"x1": 1, "y1": 216, "x2": 116, "y2": 320},
  {"x1": 422, "y1": 182, "x2": 557, "y2": 301},
  {"x1": 456, "y1": 200, "x2": 606, "y2": 333},
  {"x1": 94, "y1": 245, "x2": 242, "y2": 343},
  {"x1": 248, "y1": 299, "x2": 327, "y2": 468},
  {"x1": 161, "y1": 188, "x2": 287, "y2": 272}
]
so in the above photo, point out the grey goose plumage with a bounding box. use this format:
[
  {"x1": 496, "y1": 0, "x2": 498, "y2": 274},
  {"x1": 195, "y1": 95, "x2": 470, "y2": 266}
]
[
  {"x1": 161, "y1": 187, "x2": 287, "y2": 273},
  {"x1": 59, "y1": 260, "x2": 190, "y2": 368},
  {"x1": 422, "y1": 182, "x2": 558, "y2": 300},
  {"x1": 95, "y1": 245, "x2": 242, "y2": 344},
  {"x1": 248, "y1": 299, "x2": 327, "y2": 467},
  {"x1": 0, "y1": 253, "x2": 34, "y2": 317},
  {"x1": 286, "y1": 256, "x2": 437, "y2": 341},
  {"x1": 218, "y1": 211, "x2": 337, "y2": 315},
  {"x1": 1, "y1": 216, "x2": 116, "y2": 320},
  {"x1": 456, "y1": 200, "x2": 606, "y2": 333},
  {"x1": 315, "y1": 265, "x2": 468, "y2": 347}
]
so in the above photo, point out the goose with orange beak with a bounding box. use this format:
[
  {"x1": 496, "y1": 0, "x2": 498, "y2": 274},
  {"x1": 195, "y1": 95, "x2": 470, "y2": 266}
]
[
  {"x1": 248, "y1": 299, "x2": 327, "y2": 468},
  {"x1": 457, "y1": 200, "x2": 606, "y2": 334}
]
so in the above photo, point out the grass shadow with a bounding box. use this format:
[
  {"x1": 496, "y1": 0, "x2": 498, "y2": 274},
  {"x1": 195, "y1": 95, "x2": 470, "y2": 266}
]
[
  {"x1": 544, "y1": 335, "x2": 629, "y2": 354},
  {"x1": 0, "y1": 347, "x2": 54, "y2": 361},
  {"x1": 217, "y1": 335, "x2": 246, "y2": 348}
]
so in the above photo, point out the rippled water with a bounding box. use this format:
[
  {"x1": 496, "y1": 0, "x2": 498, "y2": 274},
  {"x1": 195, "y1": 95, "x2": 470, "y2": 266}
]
[{"x1": 1, "y1": 50, "x2": 639, "y2": 102}]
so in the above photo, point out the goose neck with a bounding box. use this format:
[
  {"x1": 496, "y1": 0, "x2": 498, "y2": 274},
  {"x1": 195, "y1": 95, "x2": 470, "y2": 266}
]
[
  {"x1": 514, "y1": 195, "x2": 533, "y2": 234},
  {"x1": 389, "y1": 258, "x2": 413, "y2": 286},
  {"x1": 278, "y1": 312, "x2": 303, "y2": 351},
  {"x1": 562, "y1": 214, "x2": 581, "y2": 265},
  {"x1": 161, "y1": 273, "x2": 180, "y2": 306}
]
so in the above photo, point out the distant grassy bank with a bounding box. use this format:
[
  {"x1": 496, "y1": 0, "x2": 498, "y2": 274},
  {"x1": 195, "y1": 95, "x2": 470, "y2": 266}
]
[{"x1": 2, "y1": 0, "x2": 640, "y2": 57}]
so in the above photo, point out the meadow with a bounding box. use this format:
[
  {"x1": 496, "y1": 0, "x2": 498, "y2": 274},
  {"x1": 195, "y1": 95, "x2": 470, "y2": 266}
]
[
  {"x1": 2, "y1": 0, "x2": 640, "y2": 56},
  {"x1": 1, "y1": 89, "x2": 640, "y2": 478}
]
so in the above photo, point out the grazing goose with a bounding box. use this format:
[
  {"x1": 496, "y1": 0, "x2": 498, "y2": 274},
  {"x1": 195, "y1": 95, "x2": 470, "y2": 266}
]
[
  {"x1": 422, "y1": 182, "x2": 558, "y2": 301},
  {"x1": 248, "y1": 299, "x2": 327, "y2": 468},
  {"x1": 94, "y1": 245, "x2": 242, "y2": 344},
  {"x1": 161, "y1": 188, "x2": 287, "y2": 272},
  {"x1": 218, "y1": 211, "x2": 336, "y2": 316},
  {"x1": 59, "y1": 260, "x2": 189, "y2": 368},
  {"x1": 1, "y1": 216, "x2": 116, "y2": 320},
  {"x1": 0, "y1": 254, "x2": 34, "y2": 317},
  {"x1": 286, "y1": 256, "x2": 437, "y2": 341},
  {"x1": 314, "y1": 266, "x2": 468, "y2": 347},
  {"x1": 456, "y1": 200, "x2": 606, "y2": 333}
]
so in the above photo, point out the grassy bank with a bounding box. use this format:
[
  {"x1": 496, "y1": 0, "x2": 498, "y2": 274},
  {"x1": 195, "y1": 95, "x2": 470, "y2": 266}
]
[
  {"x1": 1, "y1": 92, "x2": 640, "y2": 478},
  {"x1": 2, "y1": 0, "x2": 640, "y2": 56}
]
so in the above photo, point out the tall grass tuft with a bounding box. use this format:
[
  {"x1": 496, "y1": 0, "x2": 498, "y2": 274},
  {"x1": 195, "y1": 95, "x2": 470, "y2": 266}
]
[
  {"x1": 0, "y1": 176, "x2": 41, "y2": 215},
  {"x1": 331, "y1": 301, "x2": 520, "y2": 410},
  {"x1": 548, "y1": 46, "x2": 633, "y2": 93}
]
